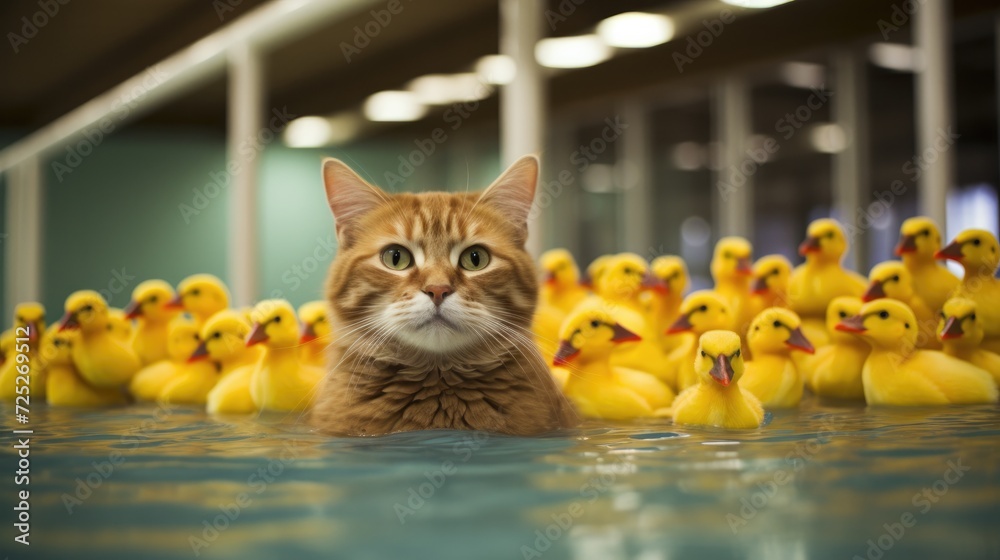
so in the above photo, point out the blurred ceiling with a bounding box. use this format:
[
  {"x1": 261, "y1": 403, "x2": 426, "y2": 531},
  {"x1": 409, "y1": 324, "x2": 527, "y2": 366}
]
[{"x1": 0, "y1": 0, "x2": 997, "y2": 142}]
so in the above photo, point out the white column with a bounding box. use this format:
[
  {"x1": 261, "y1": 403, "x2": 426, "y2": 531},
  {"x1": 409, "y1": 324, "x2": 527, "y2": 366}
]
[
  {"x1": 714, "y1": 76, "x2": 753, "y2": 239},
  {"x1": 832, "y1": 48, "x2": 870, "y2": 272},
  {"x1": 618, "y1": 101, "x2": 652, "y2": 254},
  {"x1": 500, "y1": 0, "x2": 544, "y2": 256},
  {"x1": 914, "y1": 0, "x2": 953, "y2": 229},
  {"x1": 227, "y1": 42, "x2": 263, "y2": 307},
  {"x1": 3, "y1": 158, "x2": 44, "y2": 319}
]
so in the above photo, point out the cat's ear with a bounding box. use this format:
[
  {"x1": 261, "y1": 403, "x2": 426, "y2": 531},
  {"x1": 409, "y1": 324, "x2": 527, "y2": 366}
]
[
  {"x1": 478, "y1": 155, "x2": 538, "y2": 234},
  {"x1": 322, "y1": 158, "x2": 387, "y2": 241}
]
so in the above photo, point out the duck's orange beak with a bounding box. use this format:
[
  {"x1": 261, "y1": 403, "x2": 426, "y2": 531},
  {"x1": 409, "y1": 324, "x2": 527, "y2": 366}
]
[
  {"x1": 188, "y1": 341, "x2": 210, "y2": 363},
  {"x1": 935, "y1": 240, "x2": 965, "y2": 262},
  {"x1": 940, "y1": 317, "x2": 964, "y2": 339},
  {"x1": 544, "y1": 271, "x2": 557, "y2": 286},
  {"x1": 895, "y1": 234, "x2": 918, "y2": 256},
  {"x1": 835, "y1": 315, "x2": 867, "y2": 333},
  {"x1": 642, "y1": 272, "x2": 668, "y2": 294},
  {"x1": 579, "y1": 275, "x2": 593, "y2": 290},
  {"x1": 123, "y1": 300, "x2": 143, "y2": 319},
  {"x1": 58, "y1": 312, "x2": 80, "y2": 332},
  {"x1": 784, "y1": 327, "x2": 815, "y2": 354},
  {"x1": 246, "y1": 323, "x2": 269, "y2": 346},
  {"x1": 610, "y1": 323, "x2": 641, "y2": 343},
  {"x1": 552, "y1": 340, "x2": 580, "y2": 366},
  {"x1": 751, "y1": 276, "x2": 769, "y2": 294},
  {"x1": 798, "y1": 235, "x2": 822, "y2": 256},
  {"x1": 666, "y1": 313, "x2": 693, "y2": 335},
  {"x1": 709, "y1": 354, "x2": 734, "y2": 387},
  {"x1": 165, "y1": 294, "x2": 185, "y2": 310},
  {"x1": 25, "y1": 321, "x2": 41, "y2": 343},
  {"x1": 736, "y1": 257, "x2": 752, "y2": 275},
  {"x1": 862, "y1": 281, "x2": 886, "y2": 302},
  {"x1": 300, "y1": 322, "x2": 318, "y2": 343}
]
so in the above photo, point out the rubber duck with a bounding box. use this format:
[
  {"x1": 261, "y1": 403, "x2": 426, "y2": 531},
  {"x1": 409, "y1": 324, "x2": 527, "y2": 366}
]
[
  {"x1": 106, "y1": 308, "x2": 133, "y2": 342},
  {"x1": 0, "y1": 302, "x2": 47, "y2": 401},
  {"x1": 157, "y1": 331, "x2": 221, "y2": 406},
  {"x1": 667, "y1": 291, "x2": 736, "y2": 391},
  {"x1": 552, "y1": 304, "x2": 674, "y2": 419},
  {"x1": 44, "y1": 327, "x2": 127, "y2": 407},
  {"x1": 124, "y1": 279, "x2": 180, "y2": 365},
  {"x1": 129, "y1": 320, "x2": 202, "y2": 401},
  {"x1": 59, "y1": 291, "x2": 141, "y2": 388},
  {"x1": 895, "y1": 217, "x2": 959, "y2": 312},
  {"x1": 710, "y1": 236, "x2": 755, "y2": 331},
  {"x1": 646, "y1": 255, "x2": 688, "y2": 351},
  {"x1": 168, "y1": 273, "x2": 230, "y2": 327},
  {"x1": 836, "y1": 299, "x2": 997, "y2": 405},
  {"x1": 298, "y1": 301, "x2": 331, "y2": 369},
  {"x1": 539, "y1": 249, "x2": 589, "y2": 314},
  {"x1": 749, "y1": 254, "x2": 792, "y2": 313},
  {"x1": 198, "y1": 310, "x2": 261, "y2": 414},
  {"x1": 593, "y1": 253, "x2": 654, "y2": 317},
  {"x1": 938, "y1": 298, "x2": 1000, "y2": 385},
  {"x1": 863, "y1": 261, "x2": 939, "y2": 348},
  {"x1": 936, "y1": 229, "x2": 1000, "y2": 353},
  {"x1": 788, "y1": 219, "x2": 867, "y2": 346},
  {"x1": 799, "y1": 296, "x2": 868, "y2": 400},
  {"x1": 671, "y1": 330, "x2": 764, "y2": 430},
  {"x1": 739, "y1": 308, "x2": 815, "y2": 408},
  {"x1": 248, "y1": 300, "x2": 323, "y2": 412},
  {"x1": 582, "y1": 255, "x2": 613, "y2": 290}
]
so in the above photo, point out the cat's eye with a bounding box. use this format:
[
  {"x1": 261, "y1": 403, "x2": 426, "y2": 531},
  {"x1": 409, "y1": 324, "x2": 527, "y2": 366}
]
[
  {"x1": 381, "y1": 245, "x2": 413, "y2": 271},
  {"x1": 459, "y1": 245, "x2": 490, "y2": 271}
]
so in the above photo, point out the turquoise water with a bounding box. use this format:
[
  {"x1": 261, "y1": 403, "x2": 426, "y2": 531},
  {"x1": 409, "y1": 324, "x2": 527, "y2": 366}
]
[{"x1": 2, "y1": 401, "x2": 999, "y2": 560}]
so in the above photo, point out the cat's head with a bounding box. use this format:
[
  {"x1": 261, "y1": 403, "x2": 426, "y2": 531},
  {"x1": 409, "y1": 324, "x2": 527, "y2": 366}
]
[{"x1": 322, "y1": 156, "x2": 540, "y2": 355}]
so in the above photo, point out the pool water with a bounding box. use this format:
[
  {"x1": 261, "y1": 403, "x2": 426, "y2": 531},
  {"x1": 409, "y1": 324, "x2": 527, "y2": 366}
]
[{"x1": 3, "y1": 401, "x2": 999, "y2": 560}]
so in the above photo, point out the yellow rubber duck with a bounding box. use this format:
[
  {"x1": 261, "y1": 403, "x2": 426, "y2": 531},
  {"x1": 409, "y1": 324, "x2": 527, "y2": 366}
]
[
  {"x1": 739, "y1": 308, "x2": 815, "y2": 408},
  {"x1": 863, "y1": 261, "x2": 939, "y2": 349},
  {"x1": 157, "y1": 335, "x2": 221, "y2": 406},
  {"x1": 667, "y1": 291, "x2": 736, "y2": 391},
  {"x1": 168, "y1": 273, "x2": 230, "y2": 327},
  {"x1": 298, "y1": 301, "x2": 331, "y2": 369},
  {"x1": 59, "y1": 291, "x2": 140, "y2": 388},
  {"x1": 672, "y1": 330, "x2": 764, "y2": 430},
  {"x1": 199, "y1": 310, "x2": 262, "y2": 414},
  {"x1": 799, "y1": 296, "x2": 868, "y2": 400},
  {"x1": 552, "y1": 304, "x2": 673, "y2": 419},
  {"x1": 248, "y1": 300, "x2": 323, "y2": 412},
  {"x1": 124, "y1": 279, "x2": 180, "y2": 365},
  {"x1": 788, "y1": 219, "x2": 867, "y2": 346},
  {"x1": 539, "y1": 249, "x2": 589, "y2": 314},
  {"x1": 582, "y1": 254, "x2": 613, "y2": 290},
  {"x1": 129, "y1": 319, "x2": 202, "y2": 401},
  {"x1": 836, "y1": 299, "x2": 997, "y2": 405},
  {"x1": 44, "y1": 327, "x2": 127, "y2": 407},
  {"x1": 750, "y1": 254, "x2": 792, "y2": 312},
  {"x1": 936, "y1": 229, "x2": 1000, "y2": 353},
  {"x1": 711, "y1": 236, "x2": 755, "y2": 332},
  {"x1": 938, "y1": 298, "x2": 1000, "y2": 385},
  {"x1": 646, "y1": 255, "x2": 688, "y2": 351},
  {"x1": 895, "y1": 217, "x2": 959, "y2": 312},
  {"x1": 107, "y1": 308, "x2": 133, "y2": 342},
  {"x1": 0, "y1": 302, "x2": 47, "y2": 401}
]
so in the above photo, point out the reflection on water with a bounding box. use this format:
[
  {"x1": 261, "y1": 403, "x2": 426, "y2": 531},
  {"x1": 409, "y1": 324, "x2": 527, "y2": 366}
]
[{"x1": 2, "y1": 401, "x2": 999, "y2": 560}]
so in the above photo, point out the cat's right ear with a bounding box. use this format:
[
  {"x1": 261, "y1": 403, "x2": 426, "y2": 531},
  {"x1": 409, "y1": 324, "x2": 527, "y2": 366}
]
[{"x1": 322, "y1": 158, "x2": 387, "y2": 243}]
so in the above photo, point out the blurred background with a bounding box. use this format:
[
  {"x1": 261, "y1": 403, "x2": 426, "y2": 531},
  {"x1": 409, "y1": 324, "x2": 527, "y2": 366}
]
[{"x1": 1, "y1": 0, "x2": 998, "y2": 320}]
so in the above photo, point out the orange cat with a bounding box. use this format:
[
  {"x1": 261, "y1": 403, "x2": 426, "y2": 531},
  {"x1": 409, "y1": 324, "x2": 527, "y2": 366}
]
[{"x1": 310, "y1": 156, "x2": 578, "y2": 436}]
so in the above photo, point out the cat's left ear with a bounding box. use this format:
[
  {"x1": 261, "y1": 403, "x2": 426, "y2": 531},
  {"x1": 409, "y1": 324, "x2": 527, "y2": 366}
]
[
  {"x1": 322, "y1": 158, "x2": 387, "y2": 244},
  {"x1": 479, "y1": 155, "x2": 538, "y2": 234}
]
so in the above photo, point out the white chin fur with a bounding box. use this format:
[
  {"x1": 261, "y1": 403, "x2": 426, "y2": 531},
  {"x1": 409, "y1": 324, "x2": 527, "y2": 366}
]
[{"x1": 386, "y1": 296, "x2": 477, "y2": 353}]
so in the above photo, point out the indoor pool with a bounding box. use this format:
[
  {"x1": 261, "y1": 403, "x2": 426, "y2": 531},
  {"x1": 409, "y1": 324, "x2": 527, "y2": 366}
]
[{"x1": 3, "y1": 402, "x2": 999, "y2": 560}]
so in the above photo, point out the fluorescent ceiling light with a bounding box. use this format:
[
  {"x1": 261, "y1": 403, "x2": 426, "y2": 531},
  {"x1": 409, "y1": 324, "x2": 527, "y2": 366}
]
[
  {"x1": 476, "y1": 54, "x2": 517, "y2": 85},
  {"x1": 809, "y1": 123, "x2": 847, "y2": 153},
  {"x1": 721, "y1": 0, "x2": 793, "y2": 8},
  {"x1": 363, "y1": 91, "x2": 427, "y2": 122},
  {"x1": 779, "y1": 61, "x2": 825, "y2": 89},
  {"x1": 408, "y1": 73, "x2": 490, "y2": 105},
  {"x1": 535, "y1": 35, "x2": 612, "y2": 69},
  {"x1": 284, "y1": 116, "x2": 332, "y2": 148},
  {"x1": 868, "y1": 42, "x2": 920, "y2": 72},
  {"x1": 597, "y1": 12, "x2": 673, "y2": 48}
]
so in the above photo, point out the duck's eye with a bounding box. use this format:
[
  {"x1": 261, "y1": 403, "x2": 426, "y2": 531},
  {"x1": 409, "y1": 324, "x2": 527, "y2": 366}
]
[
  {"x1": 381, "y1": 245, "x2": 414, "y2": 271},
  {"x1": 700, "y1": 350, "x2": 707, "y2": 357},
  {"x1": 773, "y1": 320, "x2": 782, "y2": 328},
  {"x1": 274, "y1": 316, "x2": 282, "y2": 324},
  {"x1": 940, "y1": 311, "x2": 947, "y2": 318},
  {"x1": 213, "y1": 332, "x2": 222, "y2": 339},
  {"x1": 826, "y1": 232, "x2": 835, "y2": 239},
  {"x1": 81, "y1": 305, "x2": 93, "y2": 313},
  {"x1": 970, "y1": 314, "x2": 976, "y2": 321},
  {"x1": 772, "y1": 268, "x2": 780, "y2": 275},
  {"x1": 879, "y1": 311, "x2": 889, "y2": 319},
  {"x1": 623, "y1": 267, "x2": 633, "y2": 275},
  {"x1": 972, "y1": 239, "x2": 981, "y2": 246},
  {"x1": 699, "y1": 305, "x2": 708, "y2": 312},
  {"x1": 891, "y1": 275, "x2": 899, "y2": 282},
  {"x1": 734, "y1": 349, "x2": 741, "y2": 358},
  {"x1": 754, "y1": 326, "x2": 760, "y2": 331},
  {"x1": 15, "y1": 316, "x2": 24, "y2": 324},
  {"x1": 921, "y1": 229, "x2": 930, "y2": 236},
  {"x1": 149, "y1": 295, "x2": 158, "y2": 303},
  {"x1": 723, "y1": 252, "x2": 732, "y2": 259},
  {"x1": 459, "y1": 245, "x2": 490, "y2": 271},
  {"x1": 904, "y1": 323, "x2": 910, "y2": 329},
  {"x1": 590, "y1": 320, "x2": 600, "y2": 328},
  {"x1": 839, "y1": 311, "x2": 847, "y2": 318},
  {"x1": 192, "y1": 289, "x2": 201, "y2": 296}
]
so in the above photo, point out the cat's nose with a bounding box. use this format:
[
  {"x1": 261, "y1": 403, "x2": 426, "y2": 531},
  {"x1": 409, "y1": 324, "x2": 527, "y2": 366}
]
[{"x1": 424, "y1": 285, "x2": 453, "y2": 306}]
